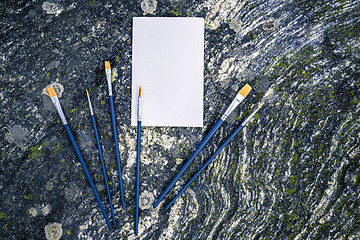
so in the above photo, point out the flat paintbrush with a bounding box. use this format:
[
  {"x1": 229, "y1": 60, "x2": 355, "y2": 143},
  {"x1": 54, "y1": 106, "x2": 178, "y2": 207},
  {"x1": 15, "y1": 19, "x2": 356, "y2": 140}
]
[
  {"x1": 153, "y1": 84, "x2": 252, "y2": 208},
  {"x1": 86, "y1": 90, "x2": 116, "y2": 227},
  {"x1": 105, "y1": 61, "x2": 126, "y2": 209},
  {"x1": 165, "y1": 103, "x2": 264, "y2": 210},
  {"x1": 47, "y1": 87, "x2": 112, "y2": 230}
]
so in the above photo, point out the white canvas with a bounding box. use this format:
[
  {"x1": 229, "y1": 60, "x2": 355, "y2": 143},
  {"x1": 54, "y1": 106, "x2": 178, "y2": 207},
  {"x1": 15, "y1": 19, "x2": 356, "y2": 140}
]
[{"x1": 131, "y1": 17, "x2": 204, "y2": 127}]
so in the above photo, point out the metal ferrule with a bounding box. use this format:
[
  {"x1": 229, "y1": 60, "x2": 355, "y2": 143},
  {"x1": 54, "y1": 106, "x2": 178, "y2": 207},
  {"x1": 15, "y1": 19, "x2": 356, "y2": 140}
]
[
  {"x1": 86, "y1": 95, "x2": 94, "y2": 116},
  {"x1": 51, "y1": 96, "x2": 68, "y2": 125},
  {"x1": 242, "y1": 108, "x2": 260, "y2": 126},
  {"x1": 137, "y1": 96, "x2": 141, "y2": 121},
  {"x1": 105, "y1": 69, "x2": 112, "y2": 96},
  {"x1": 220, "y1": 93, "x2": 245, "y2": 121}
]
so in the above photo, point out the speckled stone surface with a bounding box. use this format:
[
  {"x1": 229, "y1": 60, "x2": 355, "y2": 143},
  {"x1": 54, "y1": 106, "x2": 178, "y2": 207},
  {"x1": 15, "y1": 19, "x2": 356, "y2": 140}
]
[{"x1": 1, "y1": 0, "x2": 359, "y2": 239}]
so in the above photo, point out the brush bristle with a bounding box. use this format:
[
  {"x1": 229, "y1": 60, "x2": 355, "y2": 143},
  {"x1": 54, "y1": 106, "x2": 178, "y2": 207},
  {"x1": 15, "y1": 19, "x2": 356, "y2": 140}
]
[
  {"x1": 139, "y1": 86, "x2": 141, "y2": 97},
  {"x1": 105, "y1": 61, "x2": 111, "y2": 69},
  {"x1": 47, "y1": 87, "x2": 57, "y2": 98},
  {"x1": 239, "y1": 84, "x2": 252, "y2": 97},
  {"x1": 86, "y1": 89, "x2": 89, "y2": 96}
]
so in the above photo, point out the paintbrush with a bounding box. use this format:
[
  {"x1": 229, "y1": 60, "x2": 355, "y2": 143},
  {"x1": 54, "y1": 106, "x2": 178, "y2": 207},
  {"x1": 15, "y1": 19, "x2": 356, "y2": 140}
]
[
  {"x1": 47, "y1": 87, "x2": 112, "y2": 230},
  {"x1": 86, "y1": 89, "x2": 116, "y2": 227},
  {"x1": 135, "y1": 86, "x2": 141, "y2": 235},
  {"x1": 153, "y1": 84, "x2": 252, "y2": 208},
  {"x1": 165, "y1": 103, "x2": 264, "y2": 210},
  {"x1": 105, "y1": 61, "x2": 126, "y2": 209}
]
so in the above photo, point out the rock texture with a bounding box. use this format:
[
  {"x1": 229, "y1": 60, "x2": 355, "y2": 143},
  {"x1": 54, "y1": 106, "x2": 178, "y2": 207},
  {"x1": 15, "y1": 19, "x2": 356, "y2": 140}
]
[{"x1": 0, "y1": 0, "x2": 359, "y2": 239}]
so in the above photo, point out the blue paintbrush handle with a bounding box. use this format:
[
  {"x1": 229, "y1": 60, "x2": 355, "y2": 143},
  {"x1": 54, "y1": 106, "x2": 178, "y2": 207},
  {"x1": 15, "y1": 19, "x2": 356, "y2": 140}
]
[
  {"x1": 63, "y1": 124, "x2": 112, "y2": 230},
  {"x1": 153, "y1": 119, "x2": 224, "y2": 208},
  {"x1": 165, "y1": 124, "x2": 245, "y2": 210},
  {"x1": 109, "y1": 95, "x2": 126, "y2": 209},
  {"x1": 135, "y1": 121, "x2": 141, "y2": 235},
  {"x1": 91, "y1": 114, "x2": 116, "y2": 227}
]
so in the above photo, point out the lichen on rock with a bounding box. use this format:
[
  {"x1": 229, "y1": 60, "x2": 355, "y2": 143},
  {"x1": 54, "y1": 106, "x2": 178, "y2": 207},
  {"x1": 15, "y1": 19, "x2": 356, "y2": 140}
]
[
  {"x1": 28, "y1": 207, "x2": 38, "y2": 217},
  {"x1": 139, "y1": 190, "x2": 155, "y2": 210},
  {"x1": 230, "y1": 16, "x2": 243, "y2": 32},
  {"x1": 5, "y1": 125, "x2": 29, "y2": 146},
  {"x1": 141, "y1": 0, "x2": 157, "y2": 14},
  {"x1": 42, "y1": 2, "x2": 63, "y2": 16},
  {"x1": 44, "y1": 222, "x2": 63, "y2": 240}
]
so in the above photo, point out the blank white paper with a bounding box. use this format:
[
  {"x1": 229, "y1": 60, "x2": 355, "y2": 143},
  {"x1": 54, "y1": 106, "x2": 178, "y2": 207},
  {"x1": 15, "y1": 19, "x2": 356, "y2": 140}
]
[{"x1": 131, "y1": 17, "x2": 204, "y2": 127}]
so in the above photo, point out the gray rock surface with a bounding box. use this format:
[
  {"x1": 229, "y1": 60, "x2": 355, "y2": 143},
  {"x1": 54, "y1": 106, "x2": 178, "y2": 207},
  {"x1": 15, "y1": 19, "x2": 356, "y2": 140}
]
[{"x1": 0, "y1": 0, "x2": 359, "y2": 239}]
